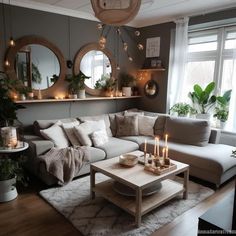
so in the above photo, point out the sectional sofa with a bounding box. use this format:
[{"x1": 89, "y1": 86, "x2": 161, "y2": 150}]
[{"x1": 24, "y1": 109, "x2": 236, "y2": 187}]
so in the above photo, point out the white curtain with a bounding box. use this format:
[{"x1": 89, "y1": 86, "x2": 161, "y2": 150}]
[
  {"x1": 167, "y1": 17, "x2": 189, "y2": 110},
  {"x1": 226, "y1": 47, "x2": 236, "y2": 132}
]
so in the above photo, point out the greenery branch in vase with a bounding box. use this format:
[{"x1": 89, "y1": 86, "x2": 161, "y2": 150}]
[
  {"x1": 94, "y1": 74, "x2": 117, "y2": 96},
  {"x1": 170, "y1": 103, "x2": 197, "y2": 117},
  {"x1": 188, "y1": 81, "x2": 216, "y2": 119},
  {"x1": 213, "y1": 89, "x2": 232, "y2": 129},
  {"x1": 66, "y1": 71, "x2": 90, "y2": 99}
]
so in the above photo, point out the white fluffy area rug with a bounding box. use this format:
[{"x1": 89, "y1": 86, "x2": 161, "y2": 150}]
[{"x1": 39, "y1": 174, "x2": 214, "y2": 236}]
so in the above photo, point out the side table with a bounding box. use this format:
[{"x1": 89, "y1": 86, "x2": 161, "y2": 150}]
[{"x1": 0, "y1": 142, "x2": 29, "y2": 202}]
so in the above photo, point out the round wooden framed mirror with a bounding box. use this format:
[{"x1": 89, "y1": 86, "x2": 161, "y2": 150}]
[
  {"x1": 5, "y1": 36, "x2": 66, "y2": 98},
  {"x1": 73, "y1": 43, "x2": 116, "y2": 96},
  {"x1": 144, "y1": 79, "x2": 159, "y2": 98}
]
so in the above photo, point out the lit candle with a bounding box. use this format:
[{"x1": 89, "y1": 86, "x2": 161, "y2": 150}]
[
  {"x1": 156, "y1": 137, "x2": 160, "y2": 157},
  {"x1": 166, "y1": 147, "x2": 168, "y2": 159},
  {"x1": 165, "y1": 134, "x2": 168, "y2": 147},
  {"x1": 162, "y1": 148, "x2": 165, "y2": 158},
  {"x1": 154, "y1": 137, "x2": 157, "y2": 156},
  {"x1": 144, "y1": 139, "x2": 147, "y2": 153}
]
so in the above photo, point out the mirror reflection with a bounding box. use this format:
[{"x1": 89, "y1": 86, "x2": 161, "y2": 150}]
[
  {"x1": 144, "y1": 79, "x2": 158, "y2": 98},
  {"x1": 15, "y1": 44, "x2": 60, "y2": 90},
  {"x1": 80, "y1": 50, "x2": 111, "y2": 89}
]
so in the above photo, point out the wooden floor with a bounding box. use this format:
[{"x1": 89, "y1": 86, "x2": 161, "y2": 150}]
[{"x1": 0, "y1": 176, "x2": 234, "y2": 236}]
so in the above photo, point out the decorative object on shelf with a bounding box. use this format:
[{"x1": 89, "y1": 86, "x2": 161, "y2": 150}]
[
  {"x1": 94, "y1": 74, "x2": 117, "y2": 96},
  {"x1": 66, "y1": 71, "x2": 90, "y2": 99},
  {"x1": 170, "y1": 102, "x2": 197, "y2": 117},
  {"x1": 119, "y1": 72, "x2": 136, "y2": 97},
  {"x1": 213, "y1": 90, "x2": 232, "y2": 129},
  {"x1": 91, "y1": 0, "x2": 141, "y2": 26},
  {"x1": 141, "y1": 57, "x2": 165, "y2": 70},
  {"x1": 189, "y1": 81, "x2": 216, "y2": 120},
  {"x1": 5, "y1": 36, "x2": 66, "y2": 98},
  {"x1": 232, "y1": 150, "x2": 236, "y2": 158},
  {"x1": 144, "y1": 79, "x2": 158, "y2": 98}
]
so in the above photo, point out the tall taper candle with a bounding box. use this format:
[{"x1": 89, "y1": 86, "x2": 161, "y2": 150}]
[
  {"x1": 165, "y1": 134, "x2": 168, "y2": 147},
  {"x1": 144, "y1": 139, "x2": 147, "y2": 153},
  {"x1": 156, "y1": 137, "x2": 160, "y2": 157},
  {"x1": 162, "y1": 147, "x2": 165, "y2": 158},
  {"x1": 166, "y1": 147, "x2": 168, "y2": 158},
  {"x1": 154, "y1": 137, "x2": 157, "y2": 156}
]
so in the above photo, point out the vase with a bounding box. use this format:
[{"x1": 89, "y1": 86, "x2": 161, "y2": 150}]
[
  {"x1": 122, "y1": 87, "x2": 132, "y2": 97},
  {"x1": 20, "y1": 94, "x2": 26, "y2": 100},
  {"x1": 0, "y1": 176, "x2": 17, "y2": 202},
  {"x1": 78, "y1": 90, "x2": 86, "y2": 99},
  {"x1": 220, "y1": 121, "x2": 226, "y2": 129},
  {"x1": 0, "y1": 127, "x2": 18, "y2": 148},
  {"x1": 69, "y1": 94, "x2": 78, "y2": 99}
]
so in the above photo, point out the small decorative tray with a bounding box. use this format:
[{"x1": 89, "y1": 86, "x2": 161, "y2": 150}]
[{"x1": 144, "y1": 162, "x2": 177, "y2": 175}]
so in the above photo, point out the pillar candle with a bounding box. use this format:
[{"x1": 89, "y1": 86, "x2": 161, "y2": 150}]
[
  {"x1": 162, "y1": 147, "x2": 165, "y2": 158},
  {"x1": 144, "y1": 139, "x2": 147, "y2": 153},
  {"x1": 156, "y1": 137, "x2": 160, "y2": 157},
  {"x1": 154, "y1": 137, "x2": 156, "y2": 156},
  {"x1": 166, "y1": 147, "x2": 168, "y2": 158},
  {"x1": 165, "y1": 134, "x2": 168, "y2": 147}
]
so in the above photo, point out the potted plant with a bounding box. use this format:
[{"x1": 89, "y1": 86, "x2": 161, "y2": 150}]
[
  {"x1": 66, "y1": 71, "x2": 90, "y2": 99},
  {"x1": 188, "y1": 82, "x2": 216, "y2": 120},
  {"x1": 119, "y1": 72, "x2": 136, "y2": 97},
  {"x1": 213, "y1": 90, "x2": 232, "y2": 129},
  {"x1": 17, "y1": 85, "x2": 31, "y2": 101},
  {"x1": 0, "y1": 157, "x2": 28, "y2": 202},
  {"x1": 94, "y1": 75, "x2": 117, "y2": 96},
  {"x1": 170, "y1": 103, "x2": 197, "y2": 117},
  {"x1": 0, "y1": 72, "x2": 25, "y2": 127}
]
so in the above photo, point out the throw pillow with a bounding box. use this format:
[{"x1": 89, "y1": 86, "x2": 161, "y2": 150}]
[
  {"x1": 115, "y1": 115, "x2": 139, "y2": 137},
  {"x1": 90, "y1": 129, "x2": 109, "y2": 147},
  {"x1": 62, "y1": 120, "x2": 81, "y2": 147},
  {"x1": 124, "y1": 110, "x2": 144, "y2": 116},
  {"x1": 164, "y1": 116, "x2": 211, "y2": 146},
  {"x1": 138, "y1": 115, "x2": 157, "y2": 136},
  {"x1": 40, "y1": 121, "x2": 70, "y2": 148},
  {"x1": 74, "y1": 120, "x2": 106, "y2": 146}
]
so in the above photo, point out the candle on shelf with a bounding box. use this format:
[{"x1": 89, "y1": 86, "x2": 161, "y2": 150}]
[
  {"x1": 165, "y1": 134, "x2": 168, "y2": 147},
  {"x1": 156, "y1": 136, "x2": 160, "y2": 157}
]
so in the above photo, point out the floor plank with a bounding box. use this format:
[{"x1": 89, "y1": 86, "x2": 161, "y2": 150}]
[{"x1": 0, "y1": 176, "x2": 234, "y2": 236}]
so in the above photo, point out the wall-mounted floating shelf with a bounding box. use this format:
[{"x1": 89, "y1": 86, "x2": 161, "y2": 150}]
[
  {"x1": 14, "y1": 96, "x2": 142, "y2": 104},
  {"x1": 138, "y1": 68, "x2": 166, "y2": 72}
]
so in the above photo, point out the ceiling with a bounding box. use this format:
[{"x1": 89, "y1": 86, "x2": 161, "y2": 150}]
[{"x1": 6, "y1": 0, "x2": 236, "y2": 27}]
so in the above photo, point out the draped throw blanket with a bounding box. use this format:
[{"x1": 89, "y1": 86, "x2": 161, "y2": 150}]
[{"x1": 39, "y1": 147, "x2": 90, "y2": 185}]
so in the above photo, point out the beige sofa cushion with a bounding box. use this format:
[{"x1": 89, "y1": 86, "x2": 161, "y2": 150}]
[
  {"x1": 115, "y1": 115, "x2": 139, "y2": 137},
  {"x1": 164, "y1": 117, "x2": 211, "y2": 146},
  {"x1": 40, "y1": 122, "x2": 70, "y2": 148},
  {"x1": 74, "y1": 120, "x2": 106, "y2": 146},
  {"x1": 78, "y1": 114, "x2": 112, "y2": 137}
]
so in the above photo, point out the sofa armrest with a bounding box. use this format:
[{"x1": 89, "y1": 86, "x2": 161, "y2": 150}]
[
  {"x1": 28, "y1": 140, "x2": 54, "y2": 156},
  {"x1": 209, "y1": 128, "x2": 221, "y2": 144}
]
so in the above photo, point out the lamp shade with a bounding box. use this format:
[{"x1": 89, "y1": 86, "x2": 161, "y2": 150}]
[{"x1": 91, "y1": 0, "x2": 141, "y2": 26}]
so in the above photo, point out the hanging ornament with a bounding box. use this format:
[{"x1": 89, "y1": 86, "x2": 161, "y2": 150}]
[
  {"x1": 97, "y1": 23, "x2": 103, "y2": 30},
  {"x1": 135, "y1": 30, "x2": 140, "y2": 36},
  {"x1": 5, "y1": 59, "x2": 10, "y2": 67},
  {"x1": 128, "y1": 56, "x2": 133, "y2": 62},
  {"x1": 9, "y1": 37, "x2": 15, "y2": 47},
  {"x1": 123, "y1": 42, "x2": 128, "y2": 51},
  {"x1": 137, "y1": 43, "x2": 144, "y2": 50}
]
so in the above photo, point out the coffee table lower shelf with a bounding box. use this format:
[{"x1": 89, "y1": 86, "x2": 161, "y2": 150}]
[{"x1": 93, "y1": 179, "x2": 184, "y2": 217}]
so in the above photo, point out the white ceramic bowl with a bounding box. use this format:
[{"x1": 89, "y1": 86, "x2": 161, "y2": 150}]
[{"x1": 119, "y1": 154, "x2": 138, "y2": 167}]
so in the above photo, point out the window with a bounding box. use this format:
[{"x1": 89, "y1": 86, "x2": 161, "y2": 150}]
[{"x1": 183, "y1": 26, "x2": 236, "y2": 131}]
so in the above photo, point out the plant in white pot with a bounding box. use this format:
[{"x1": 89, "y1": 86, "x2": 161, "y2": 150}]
[
  {"x1": 66, "y1": 71, "x2": 90, "y2": 99},
  {"x1": 119, "y1": 72, "x2": 136, "y2": 97},
  {"x1": 213, "y1": 89, "x2": 232, "y2": 129},
  {"x1": 188, "y1": 82, "x2": 216, "y2": 120},
  {"x1": 169, "y1": 103, "x2": 197, "y2": 117}
]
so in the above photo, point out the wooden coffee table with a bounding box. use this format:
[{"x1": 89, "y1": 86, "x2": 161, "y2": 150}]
[{"x1": 90, "y1": 150, "x2": 189, "y2": 227}]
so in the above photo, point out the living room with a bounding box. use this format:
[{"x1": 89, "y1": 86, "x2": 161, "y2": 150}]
[{"x1": 0, "y1": 0, "x2": 236, "y2": 235}]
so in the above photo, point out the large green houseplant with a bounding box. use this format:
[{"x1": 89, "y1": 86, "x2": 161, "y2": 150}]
[
  {"x1": 66, "y1": 71, "x2": 90, "y2": 99},
  {"x1": 189, "y1": 82, "x2": 216, "y2": 119}
]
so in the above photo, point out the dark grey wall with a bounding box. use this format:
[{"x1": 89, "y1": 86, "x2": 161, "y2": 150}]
[{"x1": 0, "y1": 4, "x2": 141, "y2": 125}]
